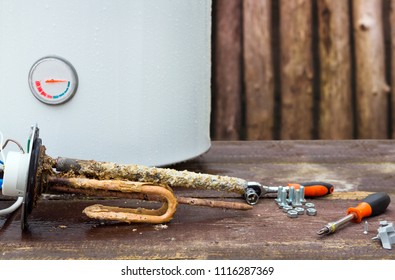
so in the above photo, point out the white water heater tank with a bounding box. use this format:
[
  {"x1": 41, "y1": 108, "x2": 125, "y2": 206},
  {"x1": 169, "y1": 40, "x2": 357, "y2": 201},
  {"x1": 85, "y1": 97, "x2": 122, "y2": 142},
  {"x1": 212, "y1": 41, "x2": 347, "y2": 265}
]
[{"x1": 0, "y1": 0, "x2": 211, "y2": 166}]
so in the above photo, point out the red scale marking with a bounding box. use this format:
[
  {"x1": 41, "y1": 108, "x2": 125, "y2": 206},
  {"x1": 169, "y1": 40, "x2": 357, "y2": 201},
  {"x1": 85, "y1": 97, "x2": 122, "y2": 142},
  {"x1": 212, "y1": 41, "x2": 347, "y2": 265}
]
[{"x1": 35, "y1": 80, "x2": 53, "y2": 99}]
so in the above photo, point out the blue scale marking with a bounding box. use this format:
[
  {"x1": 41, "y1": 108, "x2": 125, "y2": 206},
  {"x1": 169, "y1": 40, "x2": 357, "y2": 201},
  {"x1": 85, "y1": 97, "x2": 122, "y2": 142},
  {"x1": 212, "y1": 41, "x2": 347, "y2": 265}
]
[{"x1": 52, "y1": 81, "x2": 70, "y2": 99}]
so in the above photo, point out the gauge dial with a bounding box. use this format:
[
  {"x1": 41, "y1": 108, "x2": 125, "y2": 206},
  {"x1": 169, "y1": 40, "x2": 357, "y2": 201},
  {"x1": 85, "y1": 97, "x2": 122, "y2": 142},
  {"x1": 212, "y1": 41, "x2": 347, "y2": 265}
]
[{"x1": 28, "y1": 56, "x2": 78, "y2": 105}]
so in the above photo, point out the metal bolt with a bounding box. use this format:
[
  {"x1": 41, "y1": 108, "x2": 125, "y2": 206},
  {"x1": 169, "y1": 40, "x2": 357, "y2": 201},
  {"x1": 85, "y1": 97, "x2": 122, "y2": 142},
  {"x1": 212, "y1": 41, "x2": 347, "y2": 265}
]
[
  {"x1": 363, "y1": 221, "x2": 369, "y2": 234},
  {"x1": 277, "y1": 189, "x2": 288, "y2": 208},
  {"x1": 282, "y1": 205, "x2": 293, "y2": 213},
  {"x1": 287, "y1": 186, "x2": 295, "y2": 205},
  {"x1": 292, "y1": 189, "x2": 303, "y2": 207},
  {"x1": 306, "y1": 208, "x2": 317, "y2": 216},
  {"x1": 275, "y1": 186, "x2": 283, "y2": 203},
  {"x1": 287, "y1": 209, "x2": 298, "y2": 218},
  {"x1": 300, "y1": 185, "x2": 306, "y2": 204},
  {"x1": 294, "y1": 207, "x2": 305, "y2": 215},
  {"x1": 305, "y1": 202, "x2": 315, "y2": 208},
  {"x1": 292, "y1": 189, "x2": 297, "y2": 204}
]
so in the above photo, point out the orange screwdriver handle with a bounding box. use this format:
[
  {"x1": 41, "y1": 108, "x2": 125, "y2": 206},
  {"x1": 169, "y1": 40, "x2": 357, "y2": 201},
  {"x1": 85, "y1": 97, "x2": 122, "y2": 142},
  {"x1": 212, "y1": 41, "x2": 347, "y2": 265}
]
[
  {"x1": 347, "y1": 192, "x2": 391, "y2": 223},
  {"x1": 287, "y1": 182, "x2": 334, "y2": 197}
]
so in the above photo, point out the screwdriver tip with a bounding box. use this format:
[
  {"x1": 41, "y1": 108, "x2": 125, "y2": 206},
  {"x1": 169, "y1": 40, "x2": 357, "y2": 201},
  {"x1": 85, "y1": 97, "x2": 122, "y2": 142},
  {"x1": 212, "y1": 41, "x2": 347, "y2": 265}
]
[{"x1": 317, "y1": 227, "x2": 330, "y2": 235}]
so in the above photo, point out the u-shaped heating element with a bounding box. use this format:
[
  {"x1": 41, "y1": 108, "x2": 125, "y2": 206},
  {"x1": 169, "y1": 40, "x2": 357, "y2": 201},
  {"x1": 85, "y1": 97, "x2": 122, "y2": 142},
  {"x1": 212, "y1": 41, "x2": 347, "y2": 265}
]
[{"x1": 47, "y1": 177, "x2": 178, "y2": 224}]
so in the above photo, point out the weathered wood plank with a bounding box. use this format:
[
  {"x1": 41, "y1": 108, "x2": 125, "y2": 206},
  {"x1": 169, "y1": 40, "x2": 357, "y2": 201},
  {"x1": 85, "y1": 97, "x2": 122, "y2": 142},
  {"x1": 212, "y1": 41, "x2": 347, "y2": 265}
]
[
  {"x1": 0, "y1": 197, "x2": 393, "y2": 260},
  {"x1": 318, "y1": 0, "x2": 353, "y2": 139},
  {"x1": 353, "y1": 0, "x2": 390, "y2": 138},
  {"x1": 279, "y1": 0, "x2": 314, "y2": 140},
  {"x1": 212, "y1": 0, "x2": 243, "y2": 140},
  {"x1": 243, "y1": 0, "x2": 274, "y2": 140},
  {"x1": 1, "y1": 141, "x2": 394, "y2": 259}
]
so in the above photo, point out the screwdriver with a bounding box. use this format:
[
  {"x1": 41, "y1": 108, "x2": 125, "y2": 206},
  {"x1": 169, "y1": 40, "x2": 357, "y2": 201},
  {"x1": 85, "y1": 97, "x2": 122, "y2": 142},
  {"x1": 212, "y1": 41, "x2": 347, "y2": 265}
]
[{"x1": 317, "y1": 192, "x2": 391, "y2": 235}]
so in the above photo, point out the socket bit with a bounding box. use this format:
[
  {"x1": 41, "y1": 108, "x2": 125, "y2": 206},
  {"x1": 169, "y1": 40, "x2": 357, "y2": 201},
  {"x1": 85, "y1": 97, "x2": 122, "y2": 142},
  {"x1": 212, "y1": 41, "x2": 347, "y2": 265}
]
[{"x1": 363, "y1": 221, "x2": 369, "y2": 234}]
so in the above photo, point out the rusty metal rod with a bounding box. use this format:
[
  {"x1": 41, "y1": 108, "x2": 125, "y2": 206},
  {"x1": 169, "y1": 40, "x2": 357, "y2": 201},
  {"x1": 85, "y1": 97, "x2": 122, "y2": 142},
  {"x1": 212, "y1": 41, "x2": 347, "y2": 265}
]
[
  {"x1": 176, "y1": 197, "x2": 252, "y2": 210},
  {"x1": 53, "y1": 157, "x2": 248, "y2": 195},
  {"x1": 47, "y1": 176, "x2": 252, "y2": 210}
]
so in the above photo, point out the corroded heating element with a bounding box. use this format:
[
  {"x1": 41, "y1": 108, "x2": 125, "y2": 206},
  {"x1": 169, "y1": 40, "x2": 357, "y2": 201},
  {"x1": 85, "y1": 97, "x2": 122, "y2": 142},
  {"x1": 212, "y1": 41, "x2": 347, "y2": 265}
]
[
  {"x1": 48, "y1": 178, "x2": 178, "y2": 224},
  {"x1": 43, "y1": 156, "x2": 252, "y2": 224},
  {"x1": 6, "y1": 126, "x2": 252, "y2": 229},
  {"x1": 54, "y1": 157, "x2": 248, "y2": 195}
]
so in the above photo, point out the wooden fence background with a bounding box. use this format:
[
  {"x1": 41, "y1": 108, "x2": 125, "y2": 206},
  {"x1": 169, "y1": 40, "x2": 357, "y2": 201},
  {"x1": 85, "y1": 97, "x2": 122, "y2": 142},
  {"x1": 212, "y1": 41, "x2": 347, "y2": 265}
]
[{"x1": 211, "y1": 0, "x2": 395, "y2": 140}]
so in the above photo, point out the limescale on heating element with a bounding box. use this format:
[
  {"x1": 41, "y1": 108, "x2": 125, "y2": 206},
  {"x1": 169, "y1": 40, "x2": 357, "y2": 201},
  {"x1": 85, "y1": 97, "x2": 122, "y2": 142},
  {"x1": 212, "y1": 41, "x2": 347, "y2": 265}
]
[{"x1": 28, "y1": 56, "x2": 78, "y2": 105}]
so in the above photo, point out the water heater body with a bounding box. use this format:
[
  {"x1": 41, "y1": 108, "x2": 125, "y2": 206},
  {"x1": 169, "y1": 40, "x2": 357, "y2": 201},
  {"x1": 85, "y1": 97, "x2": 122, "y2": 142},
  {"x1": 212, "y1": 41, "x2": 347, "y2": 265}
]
[{"x1": 0, "y1": 0, "x2": 211, "y2": 166}]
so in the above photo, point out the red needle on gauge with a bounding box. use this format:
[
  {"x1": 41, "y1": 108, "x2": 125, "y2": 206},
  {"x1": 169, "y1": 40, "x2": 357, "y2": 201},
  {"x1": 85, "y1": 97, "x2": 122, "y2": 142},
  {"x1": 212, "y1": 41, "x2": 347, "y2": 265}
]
[{"x1": 45, "y1": 79, "x2": 68, "y2": 83}]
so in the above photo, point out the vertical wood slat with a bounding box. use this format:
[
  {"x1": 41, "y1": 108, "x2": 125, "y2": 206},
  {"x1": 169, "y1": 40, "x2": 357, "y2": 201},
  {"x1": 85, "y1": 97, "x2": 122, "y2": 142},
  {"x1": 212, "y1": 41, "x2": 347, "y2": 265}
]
[
  {"x1": 353, "y1": 0, "x2": 390, "y2": 139},
  {"x1": 211, "y1": 0, "x2": 243, "y2": 140},
  {"x1": 391, "y1": 0, "x2": 395, "y2": 139},
  {"x1": 279, "y1": 0, "x2": 314, "y2": 140},
  {"x1": 318, "y1": 0, "x2": 353, "y2": 139},
  {"x1": 211, "y1": 0, "x2": 393, "y2": 140},
  {"x1": 243, "y1": 0, "x2": 274, "y2": 140}
]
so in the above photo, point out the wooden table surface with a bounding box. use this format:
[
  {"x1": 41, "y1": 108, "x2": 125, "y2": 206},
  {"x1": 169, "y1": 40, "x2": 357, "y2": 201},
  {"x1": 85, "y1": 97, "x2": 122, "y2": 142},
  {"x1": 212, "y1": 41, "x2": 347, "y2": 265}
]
[{"x1": 1, "y1": 140, "x2": 394, "y2": 259}]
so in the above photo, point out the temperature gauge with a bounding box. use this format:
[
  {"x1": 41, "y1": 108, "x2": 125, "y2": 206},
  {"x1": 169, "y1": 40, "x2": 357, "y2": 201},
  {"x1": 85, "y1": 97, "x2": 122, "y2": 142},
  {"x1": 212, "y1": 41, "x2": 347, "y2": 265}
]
[{"x1": 28, "y1": 56, "x2": 78, "y2": 105}]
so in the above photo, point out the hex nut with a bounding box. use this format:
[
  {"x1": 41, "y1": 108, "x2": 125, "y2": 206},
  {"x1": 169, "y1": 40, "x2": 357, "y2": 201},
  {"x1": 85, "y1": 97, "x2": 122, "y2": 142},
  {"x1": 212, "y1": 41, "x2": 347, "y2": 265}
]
[
  {"x1": 306, "y1": 208, "x2": 317, "y2": 216},
  {"x1": 282, "y1": 205, "x2": 293, "y2": 213},
  {"x1": 294, "y1": 207, "x2": 305, "y2": 215},
  {"x1": 287, "y1": 209, "x2": 298, "y2": 218},
  {"x1": 305, "y1": 202, "x2": 315, "y2": 208}
]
